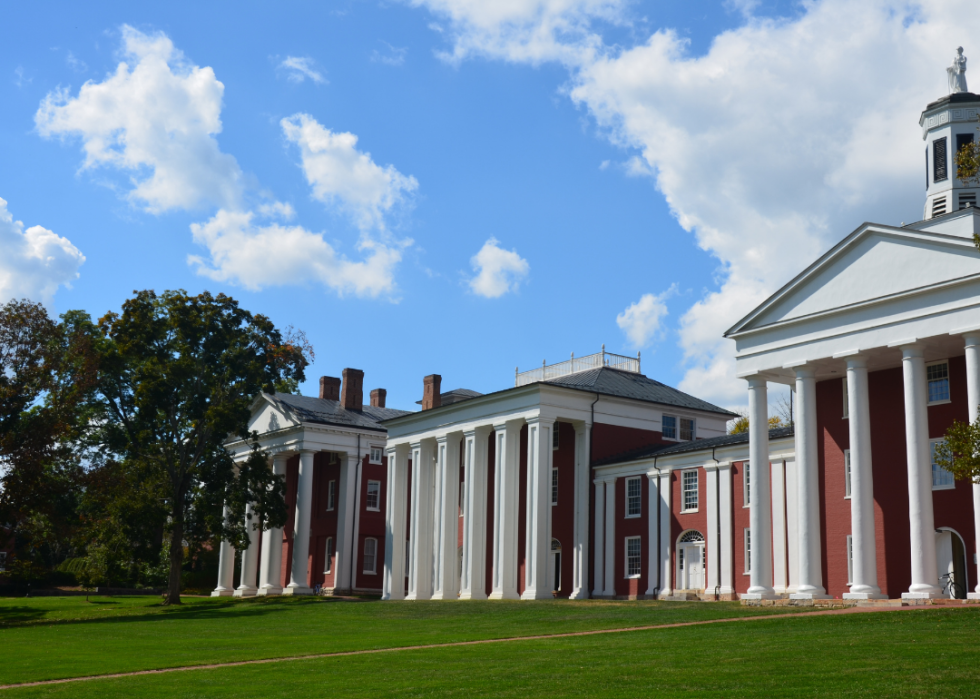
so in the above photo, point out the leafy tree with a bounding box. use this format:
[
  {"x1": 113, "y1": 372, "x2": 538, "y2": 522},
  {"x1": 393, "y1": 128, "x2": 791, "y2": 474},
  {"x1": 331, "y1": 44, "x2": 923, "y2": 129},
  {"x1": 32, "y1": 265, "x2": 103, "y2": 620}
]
[
  {"x1": 934, "y1": 416, "x2": 980, "y2": 484},
  {"x1": 728, "y1": 413, "x2": 785, "y2": 435},
  {"x1": 93, "y1": 290, "x2": 310, "y2": 604}
]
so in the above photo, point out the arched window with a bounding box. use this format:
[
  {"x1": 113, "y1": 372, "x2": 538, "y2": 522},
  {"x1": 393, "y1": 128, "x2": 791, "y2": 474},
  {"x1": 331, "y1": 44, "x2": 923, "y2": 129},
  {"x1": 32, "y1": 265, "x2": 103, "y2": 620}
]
[{"x1": 679, "y1": 530, "x2": 704, "y2": 544}]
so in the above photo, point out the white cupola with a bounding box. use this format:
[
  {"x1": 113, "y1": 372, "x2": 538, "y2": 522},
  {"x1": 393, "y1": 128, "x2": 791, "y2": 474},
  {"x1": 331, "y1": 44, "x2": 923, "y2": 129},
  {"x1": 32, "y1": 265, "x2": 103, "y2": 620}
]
[{"x1": 920, "y1": 47, "x2": 980, "y2": 220}]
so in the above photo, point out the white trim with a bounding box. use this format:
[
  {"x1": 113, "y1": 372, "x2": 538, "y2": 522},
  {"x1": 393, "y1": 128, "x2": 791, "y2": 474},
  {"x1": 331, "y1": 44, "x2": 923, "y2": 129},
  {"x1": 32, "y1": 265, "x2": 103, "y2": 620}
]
[
  {"x1": 362, "y1": 537, "x2": 378, "y2": 575},
  {"x1": 369, "y1": 445, "x2": 384, "y2": 464},
  {"x1": 366, "y1": 479, "x2": 382, "y2": 511},
  {"x1": 842, "y1": 377, "x2": 849, "y2": 419},
  {"x1": 680, "y1": 469, "x2": 699, "y2": 513},
  {"x1": 324, "y1": 536, "x2": 334, "y2": 575},
  {"x1": 844, "y1": 449, "x2": 852, "y2": 499},
  {"x1": 624, "y1": 535, "x2": 642, "y2": 579},
  {"x1": 743, "y1": 462, "x2": 751, "y2": 508},
  {"x1": 744, "y1": 528, "x2": 752, "y2": 575},
  {"x1": 327, "y1": 480, "x2": 336, "y2": 512},
  {"x1": 846, "y1": 534, "x2": 853, "y2": 586},
  {"x1": 926, "y1": 359, "x2": 952, "y2": 405},
  {"x1": 930, "y1": 438, "x2": 956, "y2": 491},
  {"x1": 625, "y1": 476, "x2": 642, "y2": 518}
]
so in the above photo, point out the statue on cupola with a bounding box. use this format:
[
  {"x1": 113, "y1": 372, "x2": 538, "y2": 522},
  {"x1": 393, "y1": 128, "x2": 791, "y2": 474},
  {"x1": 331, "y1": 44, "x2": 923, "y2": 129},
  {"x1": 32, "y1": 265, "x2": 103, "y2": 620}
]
[{"x1": 948, "y1": 47, "x2": 968, "y2": 94}]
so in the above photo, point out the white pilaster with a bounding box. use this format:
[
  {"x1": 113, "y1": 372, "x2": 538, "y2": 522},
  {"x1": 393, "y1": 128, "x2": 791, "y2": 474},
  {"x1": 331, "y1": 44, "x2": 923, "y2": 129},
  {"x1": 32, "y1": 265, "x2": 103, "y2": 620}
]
[
  {"x1": 744, "y1": 376, "x2": 776, "y2": 599},
  {"x1": 602, "y1": 477, "x2": 616, "y2": 597},
  {"x1": 284, "y1": 450, "x2": 316, "y2": 595},
  {"x1": 257, "y1": 454, "x2": 288, "y2": 596},
  {"x1": 382, "y1": 444, "x2": 409, "y2": 601},
  {"x1": 522, "y1": 417, "x2": 554, "y2": 600},
  {"x1": 569, "y1": 421, "x2": 591, "y2": 600},
  {"x1": 407, "y1": 440, "x2": 436, "y2": 600},
  {"x1": 333, "y1": 453, "x2": 360, "y2": 594},
  {"x1": 900, "y1": 344, "x2": 942, "y2": 600},
  {"x1": 234, "y1": 502, "x2": 260, "y2": 597},
  {"x1": 461, "y1": 427, "x2": 491, "y2": 600},
  {"x1": 784, "y1": 458, "x2": 800, "y2": 595},
  {"x1": 771, "y1": 460, "x2": 788, "y2": 595},
  {"x1": 490, "y1": 421, "x2": 522, "y2": 600},
  {"x1": 658, "y1": 470, "x2": 673, "y2": 597},
  {"x1": 791, "y1": 366, "x2": 828, "y2": 599},
  {"x1": 842, "y1": 356, "x2": 884, "y2": 600},
  {"x1": 965, "y1": 334, "x2": 980, "y2": 600},
  {"x1": 704, "y1": 463, "x2": 734, "y2": 597},
  {"x1": 432, "y1": 433, "x2": 462, "y2": 600},
  {"x1": 592, "y1": 478, "x2": 605, "y2": 597},
  {"x1": 211, "y1": 504, "x2": 236, "y2": 597}
]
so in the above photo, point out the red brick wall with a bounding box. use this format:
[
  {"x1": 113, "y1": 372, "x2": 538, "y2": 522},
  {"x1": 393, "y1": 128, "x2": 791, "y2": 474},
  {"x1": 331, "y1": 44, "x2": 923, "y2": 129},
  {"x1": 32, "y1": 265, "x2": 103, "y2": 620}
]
[
  {"x1": 552, "y1": 421, "x2": 576, "y2": 597},
  {"x1": 614, "y1": 474, "x2": 648, "y2": 596},
  {"x1": 731, "y1": 461, "x2": 750, "y2": 595},
  {"x1": 592, "y1": 423, "x2": 664, "y2": 462},
  {"x1": 355, "y1": 456, "x2": 387, "y2": 591},
  {"x1": 671, "y1": 467, "x2": 708, "y2": 591}
]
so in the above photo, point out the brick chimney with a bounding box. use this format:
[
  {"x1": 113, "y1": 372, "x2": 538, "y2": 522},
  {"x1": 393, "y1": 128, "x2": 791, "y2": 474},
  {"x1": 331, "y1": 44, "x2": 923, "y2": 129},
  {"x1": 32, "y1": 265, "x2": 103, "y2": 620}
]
[
  {"x1": 319, "y1": 376, "x2": 341, "y2": 401},
  {"x1": 341, "y1": 368, "x2": 364, "y2": 411},
  {"x1": 370, "y1": 388, "x2": 387, "y2": 408},
  {"x1": 422, "y1": 374, "x2": 442, "y2": 410}
]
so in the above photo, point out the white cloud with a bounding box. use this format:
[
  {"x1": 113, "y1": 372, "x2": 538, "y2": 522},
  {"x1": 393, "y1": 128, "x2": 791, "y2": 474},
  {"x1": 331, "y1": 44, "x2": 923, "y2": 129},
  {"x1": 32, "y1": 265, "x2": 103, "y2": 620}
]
[
  {"x1": 35, "y1": 25, "x2": 242, "y2": 213},
  {"x1": 278, "y1": 56, "x2": 327, "y2": 84},
  {"x1": 468, "y1": 237, "x2": 530, "y2": 298},
  {"x1": 66, "y1": 51, "x2": 88, "y2": 73},
  {"x1": 371, "y1": 42, "x2": 408, "y2": 66},
  {"x1": 0, "y1": 197, "x2": 85, "y2": 306},
  {"x1": 13, "y1": 66, "x2": 31, "y2": 88},
  {"x1": 188, "y1": 207, "x2": 402, "y2": 297},
  {"x1": 616, "y1": 285, "x2": 675, "y2": 348},
  {"x1": 281, "y1": 113, "x2": 419, "y2": 231}
]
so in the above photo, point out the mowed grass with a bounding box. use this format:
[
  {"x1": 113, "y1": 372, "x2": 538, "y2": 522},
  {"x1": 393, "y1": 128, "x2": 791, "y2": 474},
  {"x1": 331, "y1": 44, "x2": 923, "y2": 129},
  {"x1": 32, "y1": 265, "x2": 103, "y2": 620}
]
[
  {"x1": 3, "y1": 607, "x2": 978, "y2": 697},
  {"x1": 0, "y1": 595, "x2": 816, "y2": 686}
]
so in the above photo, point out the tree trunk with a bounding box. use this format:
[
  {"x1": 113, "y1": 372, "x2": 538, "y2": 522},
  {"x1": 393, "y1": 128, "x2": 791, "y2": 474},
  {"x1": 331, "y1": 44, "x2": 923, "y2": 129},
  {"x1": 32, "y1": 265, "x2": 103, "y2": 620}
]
[{"x1": 164, "y1": 509, "x2": 184, "y2": 605}]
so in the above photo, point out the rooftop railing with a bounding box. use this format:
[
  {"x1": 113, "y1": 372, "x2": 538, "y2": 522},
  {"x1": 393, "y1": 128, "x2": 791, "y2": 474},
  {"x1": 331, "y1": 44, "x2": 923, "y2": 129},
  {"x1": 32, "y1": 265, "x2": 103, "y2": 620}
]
[{"x1": 515, "y1": 345, "x2": 641, "y2": 387}]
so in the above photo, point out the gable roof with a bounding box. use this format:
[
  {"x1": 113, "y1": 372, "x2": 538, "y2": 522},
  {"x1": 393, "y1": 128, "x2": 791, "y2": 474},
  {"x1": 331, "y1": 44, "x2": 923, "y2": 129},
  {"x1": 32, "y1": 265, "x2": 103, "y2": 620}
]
[
  {"x1": 594, "y1": 425, "x2": 795, "y2": 467},
  {"x1": 266, "y1": 392, "x2": 412, "y2": 433},
  {"x1": 541, "y1": 367, "x2": 738, "y2": 417}
]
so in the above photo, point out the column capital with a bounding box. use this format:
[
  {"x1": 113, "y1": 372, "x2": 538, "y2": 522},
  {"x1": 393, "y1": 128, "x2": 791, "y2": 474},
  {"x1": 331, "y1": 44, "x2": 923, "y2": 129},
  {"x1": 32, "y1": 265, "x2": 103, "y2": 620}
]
[
  {"x1": 744, "y1": 375, "x2": 768, "y2": 389},
  {"x1": 435, "y1": 430, "x2": 463, "y2": 444},
  {"x1": 525, "y1": 414, "x2": 555, "y2": 426},
  {"x1": 593, "y1": 475, "x2": 617, "y2": 485},
  {"x1": 886, "y1": 338, "x2": 924, "y2": 355},
  {"x1": 297, "y1": 448, "x2": 318, "y2": 456},
  {"x1": 463, "y1": 424, "x2": 493, "y2": 438},
  {"x1": 792, "y1": 365, "x2": 817, "y2": 379},
  {"x1": 491, "y1": 417, "x2": 524, "y2": 431}
]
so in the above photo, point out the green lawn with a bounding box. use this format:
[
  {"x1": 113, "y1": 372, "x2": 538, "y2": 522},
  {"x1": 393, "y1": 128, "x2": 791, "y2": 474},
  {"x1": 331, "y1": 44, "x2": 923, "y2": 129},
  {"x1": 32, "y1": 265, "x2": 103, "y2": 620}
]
[
  {"x1": 0, "y1": 595, "x2": 814, "y2": 686},
  {"x1": 2, "y1": 606, "x2": 977, "y2": 697}
]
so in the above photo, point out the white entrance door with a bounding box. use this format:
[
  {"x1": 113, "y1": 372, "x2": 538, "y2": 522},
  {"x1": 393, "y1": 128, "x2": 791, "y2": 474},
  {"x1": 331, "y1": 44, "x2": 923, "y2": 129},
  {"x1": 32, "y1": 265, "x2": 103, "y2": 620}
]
[
  {"x1": 679, "y1": 544, "x2": 704, "y2": 590},
  {"x1": 935, "y1": 530, "x2": 967, "y2": 599}
]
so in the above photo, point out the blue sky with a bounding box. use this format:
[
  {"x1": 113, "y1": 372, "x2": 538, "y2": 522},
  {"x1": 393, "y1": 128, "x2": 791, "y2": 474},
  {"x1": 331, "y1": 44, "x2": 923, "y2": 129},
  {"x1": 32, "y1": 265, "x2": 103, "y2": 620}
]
[{"x1": 1, "y1": 1, "x2": 974, "y2": 412}]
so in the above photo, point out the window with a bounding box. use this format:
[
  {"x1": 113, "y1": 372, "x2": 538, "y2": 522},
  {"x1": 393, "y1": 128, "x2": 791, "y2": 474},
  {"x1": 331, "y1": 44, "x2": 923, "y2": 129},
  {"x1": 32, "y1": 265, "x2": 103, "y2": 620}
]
[
  {"x1": 842, "y1": 377, "x2": 849, "y2": 419},
  {"x1": 0, "y1": 551, "x2": 6, "y2": 572},
  {"x1": 662, "y1": 415, "x2": 677, "y2": 440},
  {"x1": 625, "y1": 536, "x2": 642, "y2": 578},
  {"x1": 931, "y1": 440, "x2": 956, "y2": 490},
  {"x1": 363, "y1": 537, "x2": 378, "y2": 574},
  {"x1": 366, "y1": 480, "x2": 381, "y2": 511},
  {"x1": 626, "y1": 476, "x2": 642, "y2": 517},
  {"x1": 957, "y1": 132, "x2": 975, "y2": 157},
  {"x1": 680, "y1": 418, "x2": 695, "y2": 441},
  {"x1": 682, "y1": 470, "x2": 699, "y2": 512},
  {"x1": 844, "y1": 449, "x2": 852, "y2": 499},
  {"x1": 934, "y1": 136, "x2": 948, "y2": 182},
  {"x1": 324, "y1": 537, "x2": 333, "y2": 574},
  {"x1": 552, "y1": 422, "x2": 560, "y2": 450},
  {"x1": 744, "y1": 528, "x2": 752, "y2": 574},
  {"x1": 743, "y1": 462, "x2": 751, "y2": 507},
  {"x1": 459, "y1": 481, "x2": 465, "y2": 516},
  {"x1": 933, "y1": 195, "x2": 948, "y2": 218},
  {"x1": 846, "y1": 535, "x2": 853, "y2": 585},
  {"x1": 927, "y1": 361, "x2": 950, "y2": 404},
  {"x1": 369, "y1": 446, "x2": 383, "y2": 464},
  {"x1": 327, "y1": 480, "x2": 336, "y2": 511},
  {"x1": 552, "y1": 467, "x2": 559, "y2": 506},
  {"x1": 961, "y1": 192, "x2": 978, "y2": 210}
]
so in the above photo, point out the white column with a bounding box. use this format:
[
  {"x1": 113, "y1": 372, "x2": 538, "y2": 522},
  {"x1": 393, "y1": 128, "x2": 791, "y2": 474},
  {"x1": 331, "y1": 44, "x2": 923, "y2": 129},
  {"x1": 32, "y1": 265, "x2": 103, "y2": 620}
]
[
  {"x1": 490, "y1": 421, "x2": 521, "y2": 600},
  {"x1": 792, "y1": 367, "x2": 828, "y2": 599},
  {"x1": 234, "y1": 502, "x2": 260, "y2": 597},
  {"x1": 603, "y1": 477, "x2": 616, "y2": 597},
  {"x1": 592, "y1": 479, "x2": 606, "y2": 597},
  {"x1": 284, "y1": 450, "x2": 316, "y2": 595},
  {"x1": 842, "y1": 356, "x2": 884, "y2": 599},
  {"x1": 784, "y1": 459, "x2": 800, "y2": 595},
  {"x1": 211, "y1": 504, "x2": 236, "y2": 597},
  {"x1": 461, "y1": 427, "x2": 491, "y2": 600},
  {"x1": 645, "y1": 473, "x2": 659, "y2": 597},
  {"x1": 965, "y1": 334, "x2": 980, "y2": 600},
  {"x1": 569, "y1": 421, "x2": 591, "y2": 600},
  {"x1": 705, "y1": 463, "x2": 735, "y2": 597},
  {"x1": 257, "y1": 453, "x2": 288, "y2": 596},
  {"x1": 407, "y1": 440, "x2": 436, "y2": 600},
  {"x1": 658, "y1": 469, "x2": 673, "y2": 597},
  {"x1": 745, "y1": 376, "x2": 775, "y2": 599},
  {"x1": 771, "y1": 461, "x2": 788, "y2": 594},
  {"x1": 433, "y1": 433, "x2": 462, "y2": 600},
  {"x1": 333, "y1": 453, "x2": 360, "y2": 594},
  {"x1": 382, "y1": 444, "x2": 409, "y2": 601},
  {"x1": 718, "y1": 464, "x2": 734, "y2": 596},
  {"x1": 900, "y1": 344, "x2": 942, "y2": 600},
  {"x1": 522, "y1": 417, "x2": 554, "y2": 600}
]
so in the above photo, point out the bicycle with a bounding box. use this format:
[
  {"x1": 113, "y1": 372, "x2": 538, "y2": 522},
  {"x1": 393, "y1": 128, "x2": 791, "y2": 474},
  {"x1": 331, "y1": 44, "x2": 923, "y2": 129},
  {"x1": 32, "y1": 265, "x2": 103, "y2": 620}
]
[{"x1": 940, "y1": 572, "x2": 964, "y2": 599}]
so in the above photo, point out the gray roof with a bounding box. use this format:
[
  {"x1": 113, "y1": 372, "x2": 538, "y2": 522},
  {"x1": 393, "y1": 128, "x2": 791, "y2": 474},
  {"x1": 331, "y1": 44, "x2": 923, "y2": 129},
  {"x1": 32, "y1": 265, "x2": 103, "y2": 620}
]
[
  {"x1": 416, "y1": 388, "x2": 483, "y2": 406},
  {"x1": 542, "y1": 367, "x2": 738, "y2": 417},
  {"x1": 594, "y1": 425, "x2": 795, "y2": 467},
  {"x1": 269, "y1": 392, "x2": 412, "y2": 433}
]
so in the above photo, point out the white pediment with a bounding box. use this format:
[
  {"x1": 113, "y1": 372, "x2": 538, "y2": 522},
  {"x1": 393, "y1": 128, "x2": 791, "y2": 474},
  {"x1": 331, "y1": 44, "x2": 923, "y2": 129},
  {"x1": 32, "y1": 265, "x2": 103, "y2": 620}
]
[
  {"x1": 248, "y1": 400, "x2": 298, "y2": 435},
  {"x1": 733, "y1": 227, "x2": 980, "y2": 333}
]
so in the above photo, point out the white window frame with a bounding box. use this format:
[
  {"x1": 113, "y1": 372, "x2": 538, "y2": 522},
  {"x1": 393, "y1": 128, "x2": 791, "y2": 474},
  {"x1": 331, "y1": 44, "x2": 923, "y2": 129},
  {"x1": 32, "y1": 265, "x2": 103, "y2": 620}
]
[
  {"x1": 552, "y1": 422, "x2": 560, "y2": 450},
  {"x1": 679, "y1": 417, "x2": 696, "y2": 442},
  {"x1": 369, "y1": 446, "x2": 383, "y2": 464},
  {"x1": 366, "y1": 480, "x2": 381, "y2": 511},
  {"x1": 926, "y1": 360, "x2": 951, "y2": 405},
  {"x1": 742, "y1": 462, "x2": 751, "y2": 507},
  {"x1": 846, "y1": 535, "x2": 853, "y2": 585},
  {"x1": 551, "y1": 467, "x2": 558, "y2": 506},
  {"x1": 362, "y1": 537, "x2": 378, "y2": 575},
  {"x1": 681, "y1": 469, "x2": 699, "y2": 513},
  {"x1": 327, "y1": 480, "x2": 336, "y2": 512},
  {"x1": 844, "y1": 449, "x2": 852, "y2": 499},
  {"x1": 930, "y1": 439, "x2": 956, "y2": 491},
  {"x1": 324, "y1": 537, "x2": 334, "y2": 574},
  {"x1": 744, "y1": 528, "x2": 752, "y2": 574},
  {"x1": 625, "y1": 476, "x2": 642, "y2": 518},
  {"x1": 625, "y1": 536, "x2": 642, "y2": 579},
  {"x1": 842, "y1": 377, "x2": 849, "y2": 419},
  {"x1": 662, "y1": 414, "x2": 678, "y2": 440},
  {"x1": 459, "y1": 480, "x2": 465, "y2": 516}
]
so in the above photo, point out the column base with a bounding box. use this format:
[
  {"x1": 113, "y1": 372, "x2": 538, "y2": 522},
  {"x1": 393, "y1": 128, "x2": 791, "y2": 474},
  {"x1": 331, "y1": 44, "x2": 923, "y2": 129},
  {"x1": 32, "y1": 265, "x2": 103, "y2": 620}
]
[
  {"x1": 741, "y1": 590, "x2": 777, "y2": 600},
  {"x1": 567, "y1": 589, "x2": 589, "y2": 600},
  {"x1": 968, "y1": 592, "x2": 980, "y2": 600},
  {"x1": 211, "y1": 589, "x2": 234, "y2": 597},
  {"x1": 843, "y1": 592, "x2": 887, "y2": 600},
  {"x1": 255, "y1": 586, "x2": 283, "y2": 597},
  {"x1": 902, "y1": 590, "x2": 941, "y2": 600},
  {"x1": 790, "y1": 592, "x2": 831, "y2": 600},
  {"x1": 233, "y1": 587, "x2": 258, "y2": 598},
  {"x1": 520, "y1": 589, "x2": 552, "y2": 601},
  {"x1": 282, "y1": 585, "x2": 314, "y2": 596},
  {"x1": 459, "y1": 591, "x2": 488, "y2": 601},
  {"x1": 488, "y1": 590, "x2": 521, "y2": 600}
]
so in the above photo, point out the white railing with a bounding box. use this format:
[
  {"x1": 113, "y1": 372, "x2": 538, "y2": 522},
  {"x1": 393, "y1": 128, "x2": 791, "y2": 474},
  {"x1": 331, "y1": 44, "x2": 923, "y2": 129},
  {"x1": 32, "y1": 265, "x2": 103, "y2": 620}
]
[{"x1": 515, "y1": 346, "x2": 641, "y2": 386}]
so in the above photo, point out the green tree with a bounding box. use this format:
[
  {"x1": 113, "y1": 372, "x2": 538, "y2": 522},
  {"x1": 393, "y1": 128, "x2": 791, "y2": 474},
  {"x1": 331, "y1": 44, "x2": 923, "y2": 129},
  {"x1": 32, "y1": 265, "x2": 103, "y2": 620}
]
[
  {"x1": 728, "y1": 414, "x2": 785, "y2": 435},
  {"x1": 934, "y1": 415, "x2": 980, "y2": 483},
  {"x1": 93, "y1": 290, "x2": 310, "y2": 604}
]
